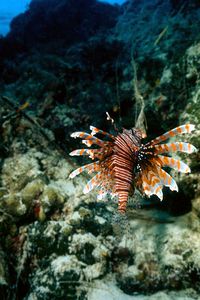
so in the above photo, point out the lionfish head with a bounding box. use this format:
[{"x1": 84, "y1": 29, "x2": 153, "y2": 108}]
[{"x1": 123, "y1": 127, "x2": 143, "y2": 139}]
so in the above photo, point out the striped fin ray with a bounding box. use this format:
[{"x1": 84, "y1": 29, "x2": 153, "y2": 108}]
[
  {"x1": 147, "y1": 171, "x2": 163, "y2": 200},
  {"x1": 83, "y1": 172, "x2": 102, "y2": 194},
  {"x1": 149, "y1": 124, "x2": 195, "y2": 145},
  {"x1": 82, "y1": 139, "x2": 110, "y2": 148},
  {"x1": 69, "y1": 162, "x2": 100, "y2": 179},
  {"x1": 71, "y1": 132, "x2": 104, "y2": 147},
  {"x1": 154, "y1": 142, "x2": 197, "y2": 154},
  {"x1": 69, "y1": 149, "x2": 100, "y2": 158},
  {"x1": 158, "y1": 155, "x2": 191, "y2": 173},
  {"x1": 82, "y1": 139, "x2": 96, "y2": 147},
  {"x1": 140, "y1": 170, "x2": 151, "y2": 195},
  {"x1": 141, "y1": 170, "x2": 163, "y2": 200},
  {"x1": 90, "y1": 126, "x2": 115, "y2": 140},
  {"x1": 151, "y1": 183, "x2": 163, "y2": 200},
  {"x1": 141, "y1": 175, "x2": 151, "y2": 196},
  {"x1": 156, "y1": 167, "x2": 178, "y2": 192}
]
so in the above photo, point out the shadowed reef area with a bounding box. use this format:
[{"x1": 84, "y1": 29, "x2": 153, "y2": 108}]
[{"x1": 0, "y1": 0, "x2": 200, "y2": 299}]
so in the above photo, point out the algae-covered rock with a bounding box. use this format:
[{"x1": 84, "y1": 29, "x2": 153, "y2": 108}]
[
  {"x1": 180, "y1": 43, "x2": 200, "y2": 148},
  {"x1": 40, "y1": 184, "x2": 65, "y2": 213},
  {"x1": 88, "y1": 281, "x2": 200, "y2": 300},
  {"x1": 21, "y1": 178, "x2": 46, "y2": 205},
  {"x1": 193, "y1": 197, "x2": 200, "y2": 219},
  {"x1": 26, "y1": 254, "x2": 87, "y2": 299},
  {"x1": 1, "y1": 150, "x2": 43, "y2": 191},
  {"x1": 1, "y1": 142, "x2": 200, "y2": 298},
  {"x1": 83, "y1": 262, "x2": 106, "y2": 280},
  {"x1": 180, "y1": 45, "x2": 200, "y2": 122},
  {"x1": 0, "y1": 248, "x2": 8, "y2": 287},
  {"x1": 114, "y1": 213, "x2": 200, "y2": 293},
  {"x1": 0, "y1": 193, "x2": 27, "y2": 216}
]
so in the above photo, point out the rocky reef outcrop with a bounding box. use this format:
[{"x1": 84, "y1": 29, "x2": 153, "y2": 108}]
[{"x1": 0, "y1": 0, "x2": 200, "y2": 299}]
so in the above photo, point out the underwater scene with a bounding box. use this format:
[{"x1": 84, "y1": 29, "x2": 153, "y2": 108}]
[{"x1": 0, "y1": 0, "x2": 200, "y2": 299}]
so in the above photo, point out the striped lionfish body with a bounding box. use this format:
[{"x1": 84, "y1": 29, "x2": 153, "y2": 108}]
[{"x1": 69, "y1": 124, "x2": 197, "y2": 213}]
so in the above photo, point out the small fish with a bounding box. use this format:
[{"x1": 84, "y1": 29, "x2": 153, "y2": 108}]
[
  {"x1": 154, "y1": 26, "x2": 168, "y2": 46},
  {"x1": 16, "y1": 101, "x2": 30, "y2": 113},
  {"x1": 69, "y1": 123, "x2": 197, "y2": 214}
]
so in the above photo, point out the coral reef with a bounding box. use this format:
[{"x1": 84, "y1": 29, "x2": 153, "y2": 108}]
[
  {"x1": 0, "y1": 0, "x2": 199, "y2": 299},
  {"x1": 1, "y1": 142, "x2": 200, "y2": 299}
]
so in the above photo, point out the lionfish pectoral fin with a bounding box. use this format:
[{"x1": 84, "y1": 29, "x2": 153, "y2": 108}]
[
  {"x1": 82, "y1": 140, "x2": 93, "y2": 147},
  {"x1": 157, "y1": 167, "x2": 178, "y2": 192},
  {"x1": 154, "y1": 142, "x2": 197, "y2": 154},
  {"x1": 90, "y1": 126, "x2": 115, "y2": 140},
  {"x1": 143, "y1": 170, "x2": 163, "y2": 200},
  {"x1": 71, "y1": 131, "x2": 88, "y2": 139},
  {"x1": 83, "y1": 172, "x2": 102, "y2": 194},
  {"x1": 71, "y1": 131, "x2": 104, "y2": 147},
  {"x1": 151, "y1": 183, "x2": 163, "y2": 201},
  {"x1": 150, "y1": 124, "x2": 195, "y2": 145},
  {"x1": 140, "y1": 171, "x2": 153, "y2": 197},
  {"x1": 69, "y1": 149, "x2": 102, "y2": 160},
  {"x1": 81, "y1": 137, "x2": 104, "y2": 147},
  {"x1": 69, "y1": 149, "x2": 92, "y2": 156},
  {"x1": 158, "y1": 155, "x2": 191, "y2": 173},
  {"x1": 69, "y1": 162, "x2": 100, "y2": 179}
]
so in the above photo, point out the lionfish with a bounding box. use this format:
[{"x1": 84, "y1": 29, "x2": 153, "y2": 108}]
[{"x1": 69, "y1": 120, "x2": 197, "y2": 214}]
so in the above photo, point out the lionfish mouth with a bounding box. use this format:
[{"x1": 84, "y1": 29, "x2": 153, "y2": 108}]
[{"x1": 69, "y1": 123, "x2": 197, "y2": 214}]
